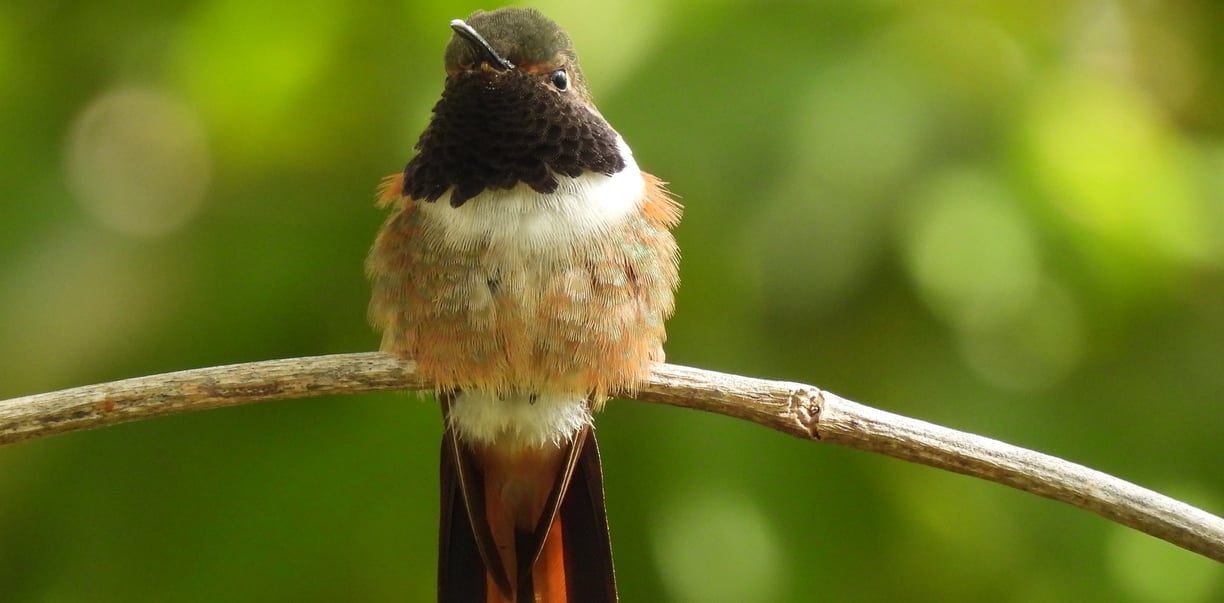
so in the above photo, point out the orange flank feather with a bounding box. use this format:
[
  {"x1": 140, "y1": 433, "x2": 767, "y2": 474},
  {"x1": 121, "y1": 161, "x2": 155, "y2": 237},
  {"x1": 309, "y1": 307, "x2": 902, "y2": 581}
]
[
  {"x1": 376, "y1": 172, "x2": 405, "y2": 208},
  {"x1": 640, "y1": 171, "x2": 682, "y2": 229}
]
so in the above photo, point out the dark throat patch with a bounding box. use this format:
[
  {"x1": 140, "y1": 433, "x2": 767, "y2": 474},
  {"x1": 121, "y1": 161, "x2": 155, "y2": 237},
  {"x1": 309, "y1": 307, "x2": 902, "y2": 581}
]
[{"x1": 402, "y1": 71, "x2": 626, "y2": 207}]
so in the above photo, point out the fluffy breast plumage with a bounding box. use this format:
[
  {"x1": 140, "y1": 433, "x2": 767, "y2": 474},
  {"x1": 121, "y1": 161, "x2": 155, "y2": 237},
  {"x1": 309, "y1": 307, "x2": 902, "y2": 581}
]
[{"x1": 367, "y1": 158, "x2": 680, "y2": 399}]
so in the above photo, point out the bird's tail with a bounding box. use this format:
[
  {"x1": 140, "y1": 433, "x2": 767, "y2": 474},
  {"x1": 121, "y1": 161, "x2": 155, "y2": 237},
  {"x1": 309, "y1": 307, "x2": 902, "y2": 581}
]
[{"x1": 439, "y1": 420, "x2": 616, "y2": 602}]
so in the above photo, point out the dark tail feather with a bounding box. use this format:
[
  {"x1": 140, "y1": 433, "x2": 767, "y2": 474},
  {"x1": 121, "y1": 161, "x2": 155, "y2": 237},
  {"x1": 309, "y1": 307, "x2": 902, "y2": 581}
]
[
  {"x1": 558, "y1": 431, "x2": 617, "y2": 601},
  {"x1": 438, "y1": 433, "x2": 484, "y2": 602},
  {"x1": 438, "y1": 420, "x2": 617, "y2": 602},
  {"x1": 516, "y1": 429, "x2": 617, "y2": 602},
  {"x1": 515, "y1": 527, "x2": 538, "y2": 602},
  {"x1": 441, "y1": 431, "x2": 519, "y2": 602}
]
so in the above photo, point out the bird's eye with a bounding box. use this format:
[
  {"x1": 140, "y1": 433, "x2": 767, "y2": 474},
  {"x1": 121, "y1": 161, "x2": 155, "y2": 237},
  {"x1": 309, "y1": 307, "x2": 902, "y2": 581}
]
[{"x1": 550, "y1": 69, "x2": 569, "y2": 91}]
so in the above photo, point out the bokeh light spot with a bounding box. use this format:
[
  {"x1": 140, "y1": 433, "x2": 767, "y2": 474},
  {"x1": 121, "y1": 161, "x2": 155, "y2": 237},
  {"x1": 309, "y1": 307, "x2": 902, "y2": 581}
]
[
  {"x1": 876, "y1": 9, "x2": 1029, "y2": 110},
  {"x1": 65, "y1": 87, "x2": 210, "y2": 238},
  {"x1": 1022, "y1": 73, "x2": 1209, "y2": 266},
  {"x1": 651, "y1": 487, "x2": 784, "y2": 603},
  {"x1": 793, "y1": 62, "x2": 926, "y2": 198},
  {"x1": 901, "y1": 168, "x2": 1041, "y2": 332},
  {"x1": 1198, "y1": 143, "x2": 1224, "y2": 265},
  {"x1": 0, "y1": 226, "x2": 172, "y2": 389},
  {"x1": 894, "y1": 468, "x2": 1021, "y2": 565},
  {"x1": 169, "y1": 0, "x2": 343, "y2": 160},
  {"x1": 959, "y1": 278, "x2": 1084, "y2": 391},
  {"x1": 739, "y1": 61, "x2": 926, "y2": 316}
]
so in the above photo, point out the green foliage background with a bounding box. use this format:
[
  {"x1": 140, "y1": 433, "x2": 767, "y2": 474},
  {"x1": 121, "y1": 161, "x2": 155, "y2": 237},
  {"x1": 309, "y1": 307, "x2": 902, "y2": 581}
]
[{"x1": 2, "y1": 1, "x2": 1223, "y2": 601}]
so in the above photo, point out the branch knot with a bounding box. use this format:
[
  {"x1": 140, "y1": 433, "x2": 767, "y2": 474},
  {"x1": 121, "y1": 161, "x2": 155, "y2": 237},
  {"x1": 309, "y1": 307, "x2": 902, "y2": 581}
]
[{"x1": 789, "y1": 386, "x2": 823, "y2": 440}]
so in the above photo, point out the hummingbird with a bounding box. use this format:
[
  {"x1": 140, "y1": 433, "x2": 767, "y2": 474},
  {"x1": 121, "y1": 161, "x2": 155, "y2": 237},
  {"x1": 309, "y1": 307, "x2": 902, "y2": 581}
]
[{"x1": 366, "y1": 8, "x2": 681, "y2": 603}]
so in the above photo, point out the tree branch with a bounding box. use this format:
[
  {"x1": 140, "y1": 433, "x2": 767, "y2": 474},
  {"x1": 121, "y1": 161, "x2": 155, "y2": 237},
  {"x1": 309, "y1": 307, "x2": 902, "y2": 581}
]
[{"x1": 1, "y1": 352, "x2": 1221, "y2": 563}]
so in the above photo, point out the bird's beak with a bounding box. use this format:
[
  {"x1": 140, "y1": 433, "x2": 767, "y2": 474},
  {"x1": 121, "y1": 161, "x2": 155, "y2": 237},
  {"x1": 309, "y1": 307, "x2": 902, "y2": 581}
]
[{"x1": 450, "y1": 19, "x2": 515, "y2": 71}]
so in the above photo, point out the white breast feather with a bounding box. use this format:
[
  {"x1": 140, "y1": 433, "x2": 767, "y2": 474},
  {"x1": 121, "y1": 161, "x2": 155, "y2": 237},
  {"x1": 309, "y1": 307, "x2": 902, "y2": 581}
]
[
  {"x1": 416, "y1": 137, "x2": 644, "y2": 254},
  {"x1": 425, "y1": 136, "x2": 642, "y2": 448}
]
